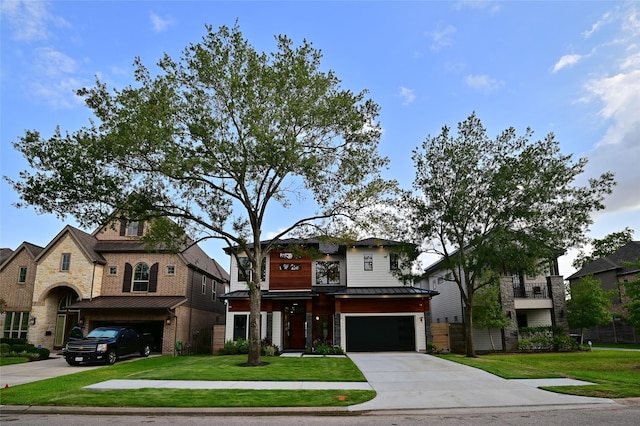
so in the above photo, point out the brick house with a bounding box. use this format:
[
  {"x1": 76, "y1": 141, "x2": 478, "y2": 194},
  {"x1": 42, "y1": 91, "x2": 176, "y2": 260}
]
[
  {"x1": 221, "y1": 238, "x2": 438, "y2": 352},
  {"x1": 566, "y1": 240, "x2": 640, "y2": 344},
  {"x1": 0, "y1": 221, "x2": 229, "y2": 355}
]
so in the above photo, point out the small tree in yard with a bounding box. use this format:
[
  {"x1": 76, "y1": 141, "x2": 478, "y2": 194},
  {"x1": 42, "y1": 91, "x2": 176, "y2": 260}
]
[
  {"x1": 472, "y1": 279, "x2": 511, "y2": 351},
  {"x1": 5, "y1": 24, "x2": 396, "y2": 366},
  {"x1": 407, "y1": 113, "x2": 615, "y2": 357},
  {"x1": 567, "y1": 276, "x2": 613, "y2": 344}
]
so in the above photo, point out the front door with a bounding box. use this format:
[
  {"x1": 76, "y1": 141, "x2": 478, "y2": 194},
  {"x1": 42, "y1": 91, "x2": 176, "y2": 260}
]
[{"x1": 283, "y1": 303, "x2": 306, "y2": 350}]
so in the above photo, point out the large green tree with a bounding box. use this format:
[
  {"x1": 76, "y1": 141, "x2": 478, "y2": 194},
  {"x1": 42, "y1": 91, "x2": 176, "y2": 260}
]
[
  {"x1": 621, "y1": 261, "x2": 640, "y2": 331},
  {"x1": 408, "y1": 113, "x2": 615, "y2": 357},
  {"x1": 6, "y1": 24, "x2": 396, "y2": 366},
  {"x1": 567, "y1": 276, "x2": 614, "y2": 344},
  {"x1": 572, "y1": 227, "x2": 634, "y2": 270}
]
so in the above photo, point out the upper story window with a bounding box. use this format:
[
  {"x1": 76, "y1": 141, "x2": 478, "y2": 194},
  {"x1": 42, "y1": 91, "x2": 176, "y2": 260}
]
[
  {"x1": 211, "y1": 282, "x2": 216, "y2": 301},
  {"x1": 127, "y1": 221, "x2": 141, "y2": 236},
  {"x1": 316, "y1": 260, "x2": 340, "y2": 285},
  {"x1": 202, "y1": 276, "x2": 207, "y2": 294},
  {"x1": 109, "y1": 266, "x2": 118, "y2": 275},
  {"x1": 389, "y1": 253, "x2": 399, "y2": 271},
  {"x1": 60, "y1": 253, "x2": 71, "y2": 271},
  {"x1": 18, "y1": 266, "x2": 28, "y2": 283},
  {"x1": 364, "y1": 254, "x2": 373, "y2": 271},
  {"x1": 279, "y1": 263, "x2": 302, "y2": 271},
  {"x1": 133, "y1": 263, "x2": 150, "y2": 292},
  {"x1": 237, "y1": 257, "x2": 266, "y2": 282},
  {"x1": 167, "y1": 265, "x2": 175, "y2": 275}
]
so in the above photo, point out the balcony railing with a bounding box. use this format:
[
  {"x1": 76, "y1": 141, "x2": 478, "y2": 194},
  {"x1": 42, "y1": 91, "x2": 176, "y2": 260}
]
[{"x1": 513, "y1": 282, "x2": 550, "y2": 299}]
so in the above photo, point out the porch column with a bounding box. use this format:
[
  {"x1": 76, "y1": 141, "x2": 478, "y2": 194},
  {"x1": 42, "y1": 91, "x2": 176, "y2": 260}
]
[
  {"x1": 499, "y1": 277, "x2": 519, "y2": 351},
  {"x1": 548, "y1": 275, "x2": 570, "y2": 332},
  {"x1": 266, "y1": 312, "x2": 273, "y2": 342}
]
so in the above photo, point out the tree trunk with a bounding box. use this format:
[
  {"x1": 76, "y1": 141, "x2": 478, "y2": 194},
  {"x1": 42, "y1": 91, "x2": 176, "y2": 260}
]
[
  {"x1": 246, "y1": 278, "x2": 262, "y2": 366},
  {"x1": 488, "y1": 327, "x2": 495, "y2": 351},
  {"x1": 464, "y1": 302, "x2": 476, "y2": 357}
]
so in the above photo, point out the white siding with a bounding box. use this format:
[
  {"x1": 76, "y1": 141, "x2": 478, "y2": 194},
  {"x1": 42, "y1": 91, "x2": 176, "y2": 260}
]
[
  {"x1": 428, "y1": 270, "x2": 464, "y2": 324},
  {"x1": 345, "y1": 247, "x2": 403, "y2": 287},
  {"x1": 524, "y1": 309, "x2": 552, "y2": 327},
  {"x1": 472, "y1": 327, "x2": 504, "y2": 351}
]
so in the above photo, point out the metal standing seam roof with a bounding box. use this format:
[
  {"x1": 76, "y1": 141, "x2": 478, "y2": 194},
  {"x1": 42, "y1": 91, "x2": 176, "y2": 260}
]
[
  {"x1": 67, "y1": 296, "x2": 187, "y2": 310},
  {"x1": 220, "y1": 286, "x2": 438, "y2": 300}
]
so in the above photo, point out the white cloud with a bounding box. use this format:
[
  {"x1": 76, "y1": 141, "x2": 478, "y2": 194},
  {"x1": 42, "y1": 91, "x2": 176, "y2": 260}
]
[
  {"x1": 428, "y1": 24, "x2": 456, "y2": 51},
  {"x1": 28, "y1": 47, "x2": 85, "y2": 109},
  {"x1": 552, "y1": 54, "x2": 583, "y2": 73},
  {"x1": 150, "y1": 11, "x2": 175, "y2": 33},
  {"x1": 464, "y1": 74, "x2": 505, "y2": 93},
  {"x1": 454, "y1": 0, "x2": 502, "y2": 14},
  {"x1": 399, "y1": 87, "x2": 416, "y2": 106},
  {"x1": 0, "y1": 0, "x2": 68, "y2": 42}
]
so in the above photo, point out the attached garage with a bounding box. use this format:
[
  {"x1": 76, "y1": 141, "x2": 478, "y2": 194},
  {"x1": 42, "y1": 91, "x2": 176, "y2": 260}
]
[{"x1": 346, "y1": 316, "x2": 415, "y2": 351}]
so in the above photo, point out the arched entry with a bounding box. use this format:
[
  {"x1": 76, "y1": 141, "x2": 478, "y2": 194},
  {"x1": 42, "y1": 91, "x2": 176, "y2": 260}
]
[{"x1": 54, "y1": 289, "x2": 80, "y2": 348}]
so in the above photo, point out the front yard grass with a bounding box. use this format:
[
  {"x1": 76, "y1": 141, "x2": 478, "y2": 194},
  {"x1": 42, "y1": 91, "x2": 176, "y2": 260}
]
[
  {"x1": 438, "y1": 350, "x2": 640, "y2": 399},
  {"x1": 0, "y1": 355, "x2": 374, "y2": 407}
]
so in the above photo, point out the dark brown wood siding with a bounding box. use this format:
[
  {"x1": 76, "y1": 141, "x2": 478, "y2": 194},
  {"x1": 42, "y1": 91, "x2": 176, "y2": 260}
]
[{"x1": 268, "y1": 251, "x2": 312, "y2": 290}]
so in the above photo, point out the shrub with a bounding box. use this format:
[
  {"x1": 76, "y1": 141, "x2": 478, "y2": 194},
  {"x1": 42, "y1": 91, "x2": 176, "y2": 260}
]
[
  {"x1": 36, "y1": 347, "x2": 50, "y2": 359},
  {"x1": 218, "y1": 338, "x2": 280, "y2": 356},
  {"x1": 305, "y1": 339, "x2": 344, "y2": 355},
  {"x1": 0, "y1": 343, "x2": 10, "y2": 354}
]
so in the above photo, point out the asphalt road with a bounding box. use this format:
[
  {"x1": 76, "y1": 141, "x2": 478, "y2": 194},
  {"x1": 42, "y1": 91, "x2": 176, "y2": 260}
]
[{"x1": 2, "y1": 404, "x2": 640, "y2": 426}]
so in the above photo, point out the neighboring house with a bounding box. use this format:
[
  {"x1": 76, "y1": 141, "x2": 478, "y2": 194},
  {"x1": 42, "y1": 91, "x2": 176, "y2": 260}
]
[
  {"x1": 0, "y1": 243, "x2": 44, "y2": 339},
  {"x1": 220, "y1": 238, "x2": 438, "y2": 352},
  {"x1": 0, "y1": 221, "x2": 229, "y2": 355},
  {"x1": 566, "y1": 240, "x2": 640, "y2": 344},
  {"x1": 422, "y1": 257, "x2": 567, "y2": 352}
]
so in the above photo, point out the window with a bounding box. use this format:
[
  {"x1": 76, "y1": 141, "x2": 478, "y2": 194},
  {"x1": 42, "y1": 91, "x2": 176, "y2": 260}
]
[
  {"x1": 390, "y1": 253, "x2": 399, "y2": 270},
  {"x1": 126, "y1": 221, "x2": 141, "y2": 236},
  {"x1": 279, "y1": 263, "x2": 302, "y2": 271},
  {"x1": 364, "y1": 254, "x2": 373, "y2": 271},
  {"x1": 316, "y1": 261, "x2": 340, "y2": 285},
  {"x1": 109, "y1": 266, "x2": 117, "y2": 275},
  {"x1": 211, "y1": 282, "x2": 216, "y2": 301},
  {"x1": 60, "y1": 253, "x2": 71, "y2": 271},
  {"x1": 132, "y1": 263, "x2": 150, "y2": 292},
  {"x1": 167, "y1": 265, "x2": 175, "y2": 275},
  {"x1": 202, "y1": 276, "x2": 207, "y2": 294},
  {"x1": 3, "y1": 312, "x2": 29, "y2": 339},
  {"x1": 233, "y1": 314, "x2": 248, "y2": 340},
  {"x1": 237, "y1": 257, "x2": 266, "y2": 282},
  {"x1": 18, "y1": 266, "x2": 27, "y2": 283}
]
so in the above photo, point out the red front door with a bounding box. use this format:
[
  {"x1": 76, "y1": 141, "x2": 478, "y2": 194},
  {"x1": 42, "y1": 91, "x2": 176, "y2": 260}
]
[{"x1": 283, "y1": 304, "x2": 306, "y2": 350}]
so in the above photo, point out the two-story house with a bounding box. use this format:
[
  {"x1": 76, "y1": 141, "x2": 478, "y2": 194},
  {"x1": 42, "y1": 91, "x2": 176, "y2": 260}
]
[
  {"x1": 0, "y1": 220, "x2": 229, "y2": 355},
  {"x1": 422, "y1": 257, "x2": 567, "y2": 352},
  {"x1": 567, "y1": 240, "x2": 640, "y2": 344},
  {"x1": 220, "y1": 238, "x2": 438, "y2": 352}
]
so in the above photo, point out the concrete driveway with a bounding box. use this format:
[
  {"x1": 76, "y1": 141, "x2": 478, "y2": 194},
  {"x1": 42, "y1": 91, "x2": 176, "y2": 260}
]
[
  {"x1": 347, "y1": 352, "x2": 615, "y2": 411},
  {"x1": 1, "y1": 356, "x2": 104, "y2": 387}
]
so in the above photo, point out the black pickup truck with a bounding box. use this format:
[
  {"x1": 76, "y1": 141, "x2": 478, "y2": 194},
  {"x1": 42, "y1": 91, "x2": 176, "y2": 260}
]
[{"x1": 64, "y1": 326, "x2": 153, "y2": 366}]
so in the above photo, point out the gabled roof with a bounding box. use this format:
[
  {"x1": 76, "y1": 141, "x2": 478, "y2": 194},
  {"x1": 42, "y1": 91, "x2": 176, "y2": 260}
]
[
  {"x1": 0, "y1": 242, "x2": 45, "y2": 271},
  {"x1": 34, "y1": 225, "x2": 106, "y2": 265},
  {"x1": 0, "y1": 248, "x2": 14, "y2": 265},
  {"x1": 567, "y1": 241, "x2": 640, "y2": 280}
]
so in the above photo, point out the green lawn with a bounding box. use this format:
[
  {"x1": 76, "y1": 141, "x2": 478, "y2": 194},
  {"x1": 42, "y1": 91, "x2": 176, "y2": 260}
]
[
  {"x1": 0, "y1": 357, "x2": 29, "y2": 366},
  {"x1": 438, "y1": 350, "x2": 640, "y2": 399},
  {"x1": 0, "y1": 355, "x2": 375, "y2": 407}
]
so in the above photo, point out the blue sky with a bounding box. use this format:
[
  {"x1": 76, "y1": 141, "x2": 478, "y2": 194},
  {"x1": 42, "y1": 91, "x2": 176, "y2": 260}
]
[{"x1": 1, "y1": 1, "x2": 639, "y2": 275}]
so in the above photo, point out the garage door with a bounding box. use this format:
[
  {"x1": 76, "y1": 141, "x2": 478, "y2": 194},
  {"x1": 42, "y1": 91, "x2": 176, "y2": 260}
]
[{"x1": 346, "y1": 316, "x2": 415, "y2": 351}]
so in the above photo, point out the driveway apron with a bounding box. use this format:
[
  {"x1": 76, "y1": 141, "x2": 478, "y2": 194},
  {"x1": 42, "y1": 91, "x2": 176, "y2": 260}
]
[{"x1": 347, "y1": 352, "x2": 614, "y2": 411}]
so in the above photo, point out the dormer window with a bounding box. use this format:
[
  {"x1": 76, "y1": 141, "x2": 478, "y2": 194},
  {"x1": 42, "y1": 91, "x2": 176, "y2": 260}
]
[{"x1": 127, "y1": 221, "x2": 140, "y2": 236}]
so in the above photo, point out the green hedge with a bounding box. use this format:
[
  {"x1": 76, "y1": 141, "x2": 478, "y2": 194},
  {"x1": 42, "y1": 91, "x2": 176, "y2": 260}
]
[{"x1": 0, "y1": 339, "x2": 50, "y2": 360}]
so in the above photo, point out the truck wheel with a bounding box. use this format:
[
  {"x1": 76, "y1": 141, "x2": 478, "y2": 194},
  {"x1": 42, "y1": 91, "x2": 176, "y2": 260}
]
[
  {"x1": 141, "y1": 344, "x2": 151, "y2": 357},
  {"x1": 106, "y1": 350, "x2": 117, "y2": 365}
]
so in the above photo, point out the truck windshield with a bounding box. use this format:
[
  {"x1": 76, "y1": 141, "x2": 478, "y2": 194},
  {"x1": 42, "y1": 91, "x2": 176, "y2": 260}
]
[{"x1": 86, "y1": 329, "x2": 119, "y2": 339}]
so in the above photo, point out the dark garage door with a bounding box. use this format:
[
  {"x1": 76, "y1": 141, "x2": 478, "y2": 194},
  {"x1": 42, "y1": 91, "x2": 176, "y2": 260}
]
[{"x1": 346, "y1": 316, "x2": 415, "y2": 351}]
